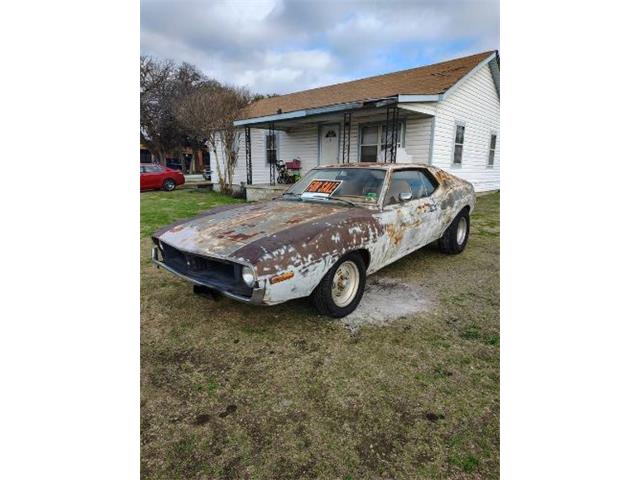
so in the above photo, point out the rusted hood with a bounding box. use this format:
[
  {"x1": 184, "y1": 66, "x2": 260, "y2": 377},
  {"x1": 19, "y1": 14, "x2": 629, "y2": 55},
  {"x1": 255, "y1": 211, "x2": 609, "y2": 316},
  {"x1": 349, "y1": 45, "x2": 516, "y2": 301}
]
[{"x1": 155, "y1": 200, "x2": 351, "y2": 259}]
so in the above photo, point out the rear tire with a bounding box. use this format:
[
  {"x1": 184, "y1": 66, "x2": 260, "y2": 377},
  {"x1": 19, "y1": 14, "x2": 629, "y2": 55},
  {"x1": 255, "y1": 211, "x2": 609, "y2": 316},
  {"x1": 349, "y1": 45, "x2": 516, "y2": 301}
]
[
  {"x1": 163, "y1": 179, "x2": 176, "y2": 191},
  {"x1": 312, "y1": 252, "x2": 366, "y2": 318},
  {"x1": 439, "y1": 208, "x2": 470, "y2": 254}
]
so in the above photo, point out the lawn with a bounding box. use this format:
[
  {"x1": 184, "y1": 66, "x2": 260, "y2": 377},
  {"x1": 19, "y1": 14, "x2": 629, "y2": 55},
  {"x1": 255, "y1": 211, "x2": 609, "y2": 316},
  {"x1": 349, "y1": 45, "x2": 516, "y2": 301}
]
[{"x1": 141, "y1": 189, "x2": 500, "y2": 479}]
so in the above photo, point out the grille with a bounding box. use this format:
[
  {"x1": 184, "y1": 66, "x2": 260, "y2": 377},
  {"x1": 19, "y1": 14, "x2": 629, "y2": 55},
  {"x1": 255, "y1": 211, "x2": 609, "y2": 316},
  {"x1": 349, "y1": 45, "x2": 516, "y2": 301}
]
[{"x1": 159, "y1": 242, "x2": 251, "y2": 297}]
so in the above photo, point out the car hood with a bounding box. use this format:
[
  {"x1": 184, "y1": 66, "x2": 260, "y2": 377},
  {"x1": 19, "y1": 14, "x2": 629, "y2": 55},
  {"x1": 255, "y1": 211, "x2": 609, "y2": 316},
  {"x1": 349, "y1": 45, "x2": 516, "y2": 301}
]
[{"x1": 155, "y1": 200, "x2": 352, "y2": 259}]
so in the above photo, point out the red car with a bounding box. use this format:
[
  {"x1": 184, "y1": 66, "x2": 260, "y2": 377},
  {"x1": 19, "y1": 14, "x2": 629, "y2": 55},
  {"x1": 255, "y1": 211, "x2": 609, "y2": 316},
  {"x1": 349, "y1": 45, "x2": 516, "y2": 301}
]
[{"x1": 140, "y1": 164, "x2": 185, "y2": 191}]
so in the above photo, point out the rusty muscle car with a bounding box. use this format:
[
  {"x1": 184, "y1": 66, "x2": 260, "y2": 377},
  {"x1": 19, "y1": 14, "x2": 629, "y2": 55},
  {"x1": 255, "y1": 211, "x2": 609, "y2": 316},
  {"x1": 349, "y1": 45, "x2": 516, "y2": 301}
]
[{"x1": 151, "y1": 163, "x2": 475, "y2": 318}]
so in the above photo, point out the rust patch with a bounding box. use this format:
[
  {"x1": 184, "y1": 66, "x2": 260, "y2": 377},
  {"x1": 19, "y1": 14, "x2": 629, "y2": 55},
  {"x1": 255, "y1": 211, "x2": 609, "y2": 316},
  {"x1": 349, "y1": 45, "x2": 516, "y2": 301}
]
[
  {"x1": 223, "y1": 232, "x2": 258, "y2": 242},
  {"x1": 385, "y1": 224, "x2": 404, "y2": 246},
  {"x1": 285, "y1": 217, "x2": 307, "y2": 225},
  {"x1": 270, "y1": 271, "x2": 295, "y2": 284},
  {"x1": 233, "y1": 207, "x2": 385, "y2": 276}
]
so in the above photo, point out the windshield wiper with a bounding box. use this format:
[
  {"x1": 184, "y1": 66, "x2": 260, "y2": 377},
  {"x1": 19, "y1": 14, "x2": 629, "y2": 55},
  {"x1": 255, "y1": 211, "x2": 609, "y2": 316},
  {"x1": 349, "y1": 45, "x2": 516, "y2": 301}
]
[
  {"x1": 280, "y1": 192, "x2": 302, "y2": 201},
  {"x1": 321, "y1": 197, "x2": 358, "y2": 207}
]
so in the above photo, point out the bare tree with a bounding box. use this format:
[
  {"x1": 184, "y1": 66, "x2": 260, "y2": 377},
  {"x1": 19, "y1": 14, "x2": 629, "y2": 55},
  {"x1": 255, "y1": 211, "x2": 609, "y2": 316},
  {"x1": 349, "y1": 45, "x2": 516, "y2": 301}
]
[
  {"x1": 176, "y1": 83, "x2": 250, "y2": 193},
  {"x1": 140, "y1": 57, "x2": 205, "y2": 169}
]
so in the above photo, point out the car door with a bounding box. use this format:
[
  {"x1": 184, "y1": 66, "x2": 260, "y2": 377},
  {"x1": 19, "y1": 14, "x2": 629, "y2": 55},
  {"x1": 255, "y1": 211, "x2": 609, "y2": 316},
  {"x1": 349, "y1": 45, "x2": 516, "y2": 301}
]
[
  {"x1": 146, "y1": 165, "x2": 165, "y2": 189},
  {"x1": 140, "y1": 165, "x2": 151, "y2": 190},
  {"x1": 380, "y1": 169, "x2": 440, "y2": 263}
]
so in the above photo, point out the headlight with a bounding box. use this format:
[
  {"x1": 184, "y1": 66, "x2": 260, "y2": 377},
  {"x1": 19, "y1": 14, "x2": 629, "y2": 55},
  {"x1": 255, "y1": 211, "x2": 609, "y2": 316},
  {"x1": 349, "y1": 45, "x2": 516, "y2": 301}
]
[{"x1": 241, "y1": 266, "x2": 255, "y2": 287}]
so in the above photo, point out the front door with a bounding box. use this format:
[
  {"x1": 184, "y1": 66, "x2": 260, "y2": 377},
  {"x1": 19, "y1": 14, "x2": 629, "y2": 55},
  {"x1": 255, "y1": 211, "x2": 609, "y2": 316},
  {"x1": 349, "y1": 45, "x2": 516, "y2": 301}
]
[{"x1": 319, "y1": 125, "x2": 340, "y2": 165}]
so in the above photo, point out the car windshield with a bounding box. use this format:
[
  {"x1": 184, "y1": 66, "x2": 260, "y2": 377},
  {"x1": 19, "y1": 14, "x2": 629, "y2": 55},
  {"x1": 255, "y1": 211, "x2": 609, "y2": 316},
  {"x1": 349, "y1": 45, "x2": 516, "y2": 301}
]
[{"x1": 284, "y1": 168, "x2": 386, "y2": 205}]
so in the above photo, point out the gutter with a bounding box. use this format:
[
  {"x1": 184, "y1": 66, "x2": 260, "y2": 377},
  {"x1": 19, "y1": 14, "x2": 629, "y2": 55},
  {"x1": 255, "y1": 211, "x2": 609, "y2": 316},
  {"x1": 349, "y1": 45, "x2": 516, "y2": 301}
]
[{"x1": 234, "y1": 101, "x2": 364, "y2": 127}]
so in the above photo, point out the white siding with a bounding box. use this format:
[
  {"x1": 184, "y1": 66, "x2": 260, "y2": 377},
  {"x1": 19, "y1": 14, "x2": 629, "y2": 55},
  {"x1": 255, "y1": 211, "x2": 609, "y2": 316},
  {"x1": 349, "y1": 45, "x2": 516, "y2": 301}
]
[
  {"x1": 404, "y1": 116, "x2": 432, "y2": 164},
  {"x1": 227, "y1": 125, "x2": 319, "y2": 185},
  {"x1": 226, "y1": 113, "x2": 434, "y2": 185},
  {"x1": 338, "y1": 115, "x2": 432, "y2": 164},
  {"x1": 431, "y1": 64, "x2": 500, "y2": 192},
  {"x1": 279, "y1": 124, "x2": 320, "y2": 172}
]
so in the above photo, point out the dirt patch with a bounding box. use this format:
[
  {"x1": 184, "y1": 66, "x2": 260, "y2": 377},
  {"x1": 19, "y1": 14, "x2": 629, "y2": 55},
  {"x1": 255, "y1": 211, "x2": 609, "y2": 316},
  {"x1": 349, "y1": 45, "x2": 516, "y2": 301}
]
[
  {"x1": 340, "y1": 277, "x2": 433, "y2": 331},
  {"x1": 219, "y1": 404, "x2": 237, "y2": 418}
]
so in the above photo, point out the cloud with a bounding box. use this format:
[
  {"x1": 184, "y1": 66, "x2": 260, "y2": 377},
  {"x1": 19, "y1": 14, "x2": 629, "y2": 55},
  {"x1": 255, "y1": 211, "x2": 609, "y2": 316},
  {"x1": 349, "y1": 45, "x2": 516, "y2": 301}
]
[{"x1": 141, "y1": 0, "x2": 499, "y2": 94}]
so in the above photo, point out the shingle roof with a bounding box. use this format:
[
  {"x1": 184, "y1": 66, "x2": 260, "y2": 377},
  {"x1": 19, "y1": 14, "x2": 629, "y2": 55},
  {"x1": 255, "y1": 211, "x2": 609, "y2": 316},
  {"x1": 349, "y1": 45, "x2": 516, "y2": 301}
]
[{"x1": 239, "y1": 51, "x2": 496, "y2": 120}]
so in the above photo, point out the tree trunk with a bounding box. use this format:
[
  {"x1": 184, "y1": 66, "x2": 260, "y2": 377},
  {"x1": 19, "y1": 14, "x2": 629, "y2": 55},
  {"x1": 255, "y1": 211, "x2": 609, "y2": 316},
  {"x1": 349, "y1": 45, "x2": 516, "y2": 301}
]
[{"x1": 210, "y1": 134, "x2": 226, "y2": 193}]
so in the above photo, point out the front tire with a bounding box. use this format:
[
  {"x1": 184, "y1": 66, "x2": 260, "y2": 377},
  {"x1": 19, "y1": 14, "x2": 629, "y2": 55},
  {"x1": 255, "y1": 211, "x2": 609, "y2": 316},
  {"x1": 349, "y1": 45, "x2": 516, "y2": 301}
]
[
  {"x1": 163, "y1": 179, "x2": 176, "y2": 191},
  {"x1": 439, "y1": 208, "x2": 470, "y2": 254},
  {"x1": 312, "y1": 252, "x2": 366, "y2": 318}
]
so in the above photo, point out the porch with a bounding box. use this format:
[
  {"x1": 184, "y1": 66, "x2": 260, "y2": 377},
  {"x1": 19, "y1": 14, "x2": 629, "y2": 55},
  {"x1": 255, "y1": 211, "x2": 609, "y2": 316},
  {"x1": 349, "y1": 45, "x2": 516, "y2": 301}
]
[
  {"x1": 233, "y1": 97, "x2": 436, "y2": 188},
  {"x1": 245, "y1": 183, "x2": 289, "y2": 202}
]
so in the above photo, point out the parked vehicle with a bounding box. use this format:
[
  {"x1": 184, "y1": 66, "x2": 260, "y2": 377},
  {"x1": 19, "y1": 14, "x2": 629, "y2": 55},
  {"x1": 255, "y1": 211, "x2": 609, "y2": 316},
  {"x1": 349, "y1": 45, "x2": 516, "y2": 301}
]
[
  {"x1": 151, "y1": 163, "x2": 475, "y2": 317},
  {"x1": 140, "y1": 164, "x2": 185, "y2": 191}
]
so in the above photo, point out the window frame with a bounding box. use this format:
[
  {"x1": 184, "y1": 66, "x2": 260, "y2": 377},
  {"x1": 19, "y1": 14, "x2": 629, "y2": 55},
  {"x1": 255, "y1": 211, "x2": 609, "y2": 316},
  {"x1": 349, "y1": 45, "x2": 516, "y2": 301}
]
[
  {"x1": 487, "y1": 131, "x2": 497, "y2": 168},
  {"x1": 265, "y1": 131, "x2": 278, "y2": 165},
  {"x1": 357, "y1": 121, "x2": 406, "y2": 162},
  {"x1": 383, "y1": 168, "x2": 440, "y2": 207},
  {"x1": 142, "y1": 165, "x2": 162, "y2": 173},
  {"x1": 452, "y1": 121, "x2": 466, "y2": 167}
]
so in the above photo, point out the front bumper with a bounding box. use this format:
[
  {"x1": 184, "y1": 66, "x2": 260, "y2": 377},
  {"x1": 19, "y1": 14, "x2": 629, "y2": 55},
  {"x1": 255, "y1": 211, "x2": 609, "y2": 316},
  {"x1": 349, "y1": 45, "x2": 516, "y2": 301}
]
[{"x1": 151, "y1": 246, "x2": 266, "y2": 305}]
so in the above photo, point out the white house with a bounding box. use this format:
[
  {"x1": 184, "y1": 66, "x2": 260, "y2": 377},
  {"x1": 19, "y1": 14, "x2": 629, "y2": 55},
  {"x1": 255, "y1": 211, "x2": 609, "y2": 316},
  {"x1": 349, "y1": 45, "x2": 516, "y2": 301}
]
[{"x1": 228, "y1": 50, "x2": 500, "y2": 199}]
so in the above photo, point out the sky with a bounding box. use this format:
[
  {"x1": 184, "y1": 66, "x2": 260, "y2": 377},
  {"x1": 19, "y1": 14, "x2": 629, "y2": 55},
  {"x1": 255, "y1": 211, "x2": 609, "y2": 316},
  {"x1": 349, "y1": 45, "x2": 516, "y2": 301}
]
[{"x1": 141, "y1": 0, "x2": 499, "y2": 95}]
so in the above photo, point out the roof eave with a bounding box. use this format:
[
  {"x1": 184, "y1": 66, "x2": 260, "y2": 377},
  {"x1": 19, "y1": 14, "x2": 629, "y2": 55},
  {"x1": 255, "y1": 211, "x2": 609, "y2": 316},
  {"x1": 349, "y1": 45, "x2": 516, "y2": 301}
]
[
  {"x1": 440, "y1": 51, "x2": 498, "y2": 101},
  {"x1": 397, "y1": 94, "x2": 442, "y2": 102},
  {"x1": 234, "y1": 100, "x2": 372, "y2": 127},
  {"x1": 234, "y1": 94, "x2": 445, "y2": 127}
]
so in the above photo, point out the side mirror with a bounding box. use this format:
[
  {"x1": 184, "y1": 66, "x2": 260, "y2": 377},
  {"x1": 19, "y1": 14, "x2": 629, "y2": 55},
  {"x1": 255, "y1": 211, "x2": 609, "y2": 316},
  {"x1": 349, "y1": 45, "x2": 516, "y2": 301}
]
[{"x1": 399, "y1": 192, "x2": 413, "y2": 202}]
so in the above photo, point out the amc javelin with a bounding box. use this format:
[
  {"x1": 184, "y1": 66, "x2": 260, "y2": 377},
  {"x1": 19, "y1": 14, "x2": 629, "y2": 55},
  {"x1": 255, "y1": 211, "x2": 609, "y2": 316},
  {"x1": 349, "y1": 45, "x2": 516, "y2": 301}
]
[{"x1": 152, "y1": 163, "x2": 475, "y2": 317}]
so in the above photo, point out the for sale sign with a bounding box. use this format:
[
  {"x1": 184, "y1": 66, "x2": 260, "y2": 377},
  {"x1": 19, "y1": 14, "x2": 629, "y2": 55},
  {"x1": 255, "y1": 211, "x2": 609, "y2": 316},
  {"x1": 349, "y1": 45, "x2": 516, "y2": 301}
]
[{"x1": 302, "y1": 180, "x2": 342, "y2": 197}]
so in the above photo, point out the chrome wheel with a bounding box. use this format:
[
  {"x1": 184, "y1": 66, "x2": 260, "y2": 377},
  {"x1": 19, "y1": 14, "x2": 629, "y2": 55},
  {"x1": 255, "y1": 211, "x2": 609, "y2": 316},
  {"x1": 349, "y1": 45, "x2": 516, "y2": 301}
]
[
  {"x1": 331, "y1": 260, "x2": 359, "y2": 307},
  {"x1": 456, "y1": 217, "x2": 467, "y2": 245}
]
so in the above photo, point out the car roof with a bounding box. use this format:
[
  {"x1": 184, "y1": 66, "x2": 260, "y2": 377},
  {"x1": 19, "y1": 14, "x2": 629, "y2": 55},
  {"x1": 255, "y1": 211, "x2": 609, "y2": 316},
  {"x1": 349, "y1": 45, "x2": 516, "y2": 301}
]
[{"x1": 317, "y1": 162, "x2": 431, "y2": 170}]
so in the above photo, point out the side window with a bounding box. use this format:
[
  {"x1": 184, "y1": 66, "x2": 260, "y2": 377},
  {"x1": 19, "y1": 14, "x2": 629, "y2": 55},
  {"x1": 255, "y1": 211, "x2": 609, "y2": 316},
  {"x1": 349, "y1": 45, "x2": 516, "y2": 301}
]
[
  {"x1": 420, "y1": 170, "x2": 437, "y2": 196},
  {"x1": 384, "y1": 170, "x2": 434, "y2": 205},
  {"x1": 488, "y1": 133, "x2": 497, "y2": 167},
  {"x1": 453, "y1": 123, "x2": 465, "y2": 165}
]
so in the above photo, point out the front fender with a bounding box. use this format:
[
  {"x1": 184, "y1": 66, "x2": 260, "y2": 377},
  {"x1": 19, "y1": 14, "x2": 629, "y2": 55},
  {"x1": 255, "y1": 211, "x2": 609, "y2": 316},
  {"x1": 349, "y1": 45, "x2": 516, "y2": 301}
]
[{"x1": 232, "y1": 208, "x2": 384, "y2": 303}]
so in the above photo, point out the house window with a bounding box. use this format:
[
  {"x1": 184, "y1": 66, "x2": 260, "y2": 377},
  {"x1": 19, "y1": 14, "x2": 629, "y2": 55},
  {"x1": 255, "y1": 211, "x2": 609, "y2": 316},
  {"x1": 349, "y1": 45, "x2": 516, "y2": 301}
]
[
  {"x1": 453, "y1": 124, "x2": 465, "y2": 165},
  {"x1": 488, "y1": 133, "x2": 497, "y2": 167},
  {"x1": 266, "y1": 132, "x2": 278, "y2": 165},
  {"x1": 359, "y1": 123, "x2": 404, "y2": 162},
  {"x1": 360, "y1": 126, "x2": 379, "y2": 162}
]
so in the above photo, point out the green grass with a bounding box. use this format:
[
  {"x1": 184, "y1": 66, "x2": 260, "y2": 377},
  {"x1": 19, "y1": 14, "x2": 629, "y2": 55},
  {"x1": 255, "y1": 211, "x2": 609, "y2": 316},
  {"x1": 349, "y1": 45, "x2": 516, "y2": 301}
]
[
  {"x1": 140, "y1": 190, "x2": 242, "y2": 238},
  {"x1": 141, "y1": 189, "x2": 500, "y2": 479}
]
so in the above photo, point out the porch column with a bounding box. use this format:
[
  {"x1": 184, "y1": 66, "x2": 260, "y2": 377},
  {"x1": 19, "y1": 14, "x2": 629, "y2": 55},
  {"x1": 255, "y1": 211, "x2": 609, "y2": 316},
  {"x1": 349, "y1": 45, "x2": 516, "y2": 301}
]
[
  {"x1": 268, "y1": 122, "x2": 276, "y2": 185},
  {"x1": 244, "y1": 127, "x2": 252, "y2": 185},
  {"x1": 342, "y1": 112, "x2": 352, "y2": 163},
  {"x1": 384, "y1": 104, "x2": 400, "y2": 163}
]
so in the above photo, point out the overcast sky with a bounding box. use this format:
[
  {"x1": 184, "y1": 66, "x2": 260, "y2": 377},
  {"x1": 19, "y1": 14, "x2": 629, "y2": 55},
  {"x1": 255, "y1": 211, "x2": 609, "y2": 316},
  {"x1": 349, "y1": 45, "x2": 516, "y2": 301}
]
[{"x1": 141, "y1": 0, "x2": 499, "y2": 95}]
